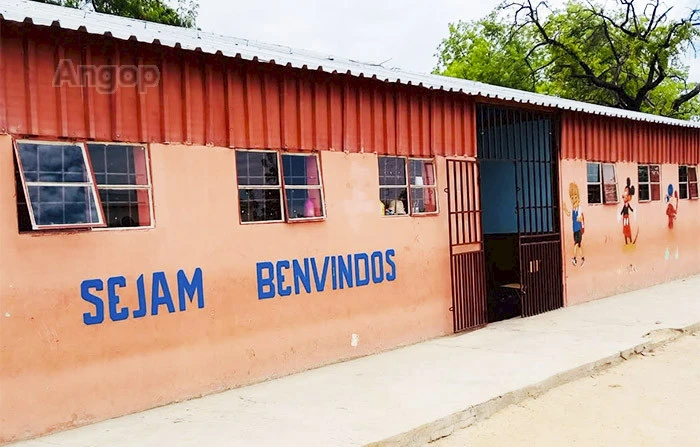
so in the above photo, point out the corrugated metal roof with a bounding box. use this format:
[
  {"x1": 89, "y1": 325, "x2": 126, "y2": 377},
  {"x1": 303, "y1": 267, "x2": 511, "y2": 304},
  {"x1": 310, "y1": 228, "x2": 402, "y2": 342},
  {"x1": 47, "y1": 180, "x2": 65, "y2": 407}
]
[{"x1": 1, "y1": 0, "x2": 699, "y2": 129}]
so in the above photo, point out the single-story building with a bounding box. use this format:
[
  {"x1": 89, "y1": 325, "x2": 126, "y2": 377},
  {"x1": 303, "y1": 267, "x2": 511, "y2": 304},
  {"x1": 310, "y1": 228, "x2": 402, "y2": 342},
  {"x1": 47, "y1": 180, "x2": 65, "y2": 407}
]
[{"x1": 1, "y1": 0, "x2": 698, "y2": 443}]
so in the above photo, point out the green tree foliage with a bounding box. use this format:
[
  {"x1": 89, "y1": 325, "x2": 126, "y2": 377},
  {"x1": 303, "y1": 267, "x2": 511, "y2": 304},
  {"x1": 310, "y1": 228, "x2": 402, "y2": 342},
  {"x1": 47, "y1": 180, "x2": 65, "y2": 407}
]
[
  {"x1": 435, "y1": 0, "x2": 700, "y2": 119},
  {"x1": 33, "y1": 0, "x2": 198, "y2": 28}
]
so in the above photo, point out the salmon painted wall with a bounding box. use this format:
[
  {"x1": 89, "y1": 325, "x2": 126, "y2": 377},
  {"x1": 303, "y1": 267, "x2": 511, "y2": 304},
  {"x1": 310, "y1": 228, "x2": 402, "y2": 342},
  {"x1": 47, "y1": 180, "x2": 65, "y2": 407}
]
[
  {"x1": 0, "y1": 135, "x2": 453, "y2": 442},
  {"x1": 560, "y1": 159, "x2": 700, "y2": 306}
]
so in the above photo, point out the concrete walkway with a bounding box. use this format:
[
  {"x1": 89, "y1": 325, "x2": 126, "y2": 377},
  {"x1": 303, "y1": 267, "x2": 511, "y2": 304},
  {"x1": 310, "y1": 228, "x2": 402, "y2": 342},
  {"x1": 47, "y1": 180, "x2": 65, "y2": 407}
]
[{"x1": 11, "y1": 276, "x2": 700, "y2": 447}]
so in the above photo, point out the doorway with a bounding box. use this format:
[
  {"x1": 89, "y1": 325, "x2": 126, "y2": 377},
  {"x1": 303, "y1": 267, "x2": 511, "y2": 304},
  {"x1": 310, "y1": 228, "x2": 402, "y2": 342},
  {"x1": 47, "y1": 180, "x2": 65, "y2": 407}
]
[{"x1": 477, "y1": 105, "x2": 564, "y2": 322}]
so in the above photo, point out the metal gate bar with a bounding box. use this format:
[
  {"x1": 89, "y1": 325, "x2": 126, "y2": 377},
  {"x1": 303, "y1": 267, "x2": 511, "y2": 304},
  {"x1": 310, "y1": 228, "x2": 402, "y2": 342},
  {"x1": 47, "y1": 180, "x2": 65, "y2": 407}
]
[
  {"x1": 477, "y1": 105, "x2": 564, "y2": 318},
  {"x1": 447, "y1": 159, "x2": 487, "y2": 332}
]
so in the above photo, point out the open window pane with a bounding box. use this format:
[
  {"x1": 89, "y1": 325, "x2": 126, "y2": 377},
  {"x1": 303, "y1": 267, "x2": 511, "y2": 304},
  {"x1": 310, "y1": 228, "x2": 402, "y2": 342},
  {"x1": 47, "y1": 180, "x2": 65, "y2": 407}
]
[
  {"x1": 380, "y1": 187, "x2": 408, "y2": 215},
  {"x1": 379, "y1": 157, "x2": 407, "y2": 186},
  {"x1": 690, "y1": 182, "x2": 698, "y2": 199},
  {"x1": 27, "y1": 185, "x2": 100, "y2": 226},
  {"x1": 651, "y1": 183, "x2": 661, "y2": 201},
  {"x1": 239, "y1": 188, "x2": 282, "y2": 222},
  {"x1": 16, "y1": 141, "x2": 104, "y2": 229},
  {"x1": 236, "y1": 151, "x2": 280, "y2": 186},
  {"x1": 18, "y1": 143, "x2": 90, "y2": 183}
]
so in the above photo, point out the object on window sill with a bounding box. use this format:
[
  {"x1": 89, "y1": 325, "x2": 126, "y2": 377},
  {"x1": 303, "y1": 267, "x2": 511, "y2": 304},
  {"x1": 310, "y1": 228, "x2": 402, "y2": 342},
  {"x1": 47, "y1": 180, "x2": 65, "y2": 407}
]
[{"x1": 387, "y1": 199, "x2": 406, "y2": 215}]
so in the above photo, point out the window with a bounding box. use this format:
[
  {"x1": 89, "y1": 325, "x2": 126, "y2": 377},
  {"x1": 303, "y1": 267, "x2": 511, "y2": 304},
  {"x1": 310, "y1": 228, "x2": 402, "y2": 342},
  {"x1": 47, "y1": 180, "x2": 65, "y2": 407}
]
[
  {"x1": 679, "y1": 165, "x2": 699, "y2": 200},
  {"x1": 587, "y1": 162, "x2": 618, "y2": 204},
  {"x1": 14, "y1": 140, "x2": 105, "y2": 230},
  {"x1": 379, "y1": 156, "x2": 438, "y2": 215},
  {"x1": 638, "y1": 164, "x2": 661, "y2": 202},
  {"x1": 408, "y1": 159, "x2": 438, "y2": 214},
  {"x1": 14, "y1": 140, "x2": 154, "y2": 231},
  {"x1": 88, "y1": 144, "x2": 153, "y2": 227},
  {"x1": 235, "y1": 150, "x2": 325, "y2": 223},
  {"x1": 282, "y1": 154, "x2": 325, "y2": 220},
  {"x1": 236, "y1": 150, "x2": 283, "y2": 223}
]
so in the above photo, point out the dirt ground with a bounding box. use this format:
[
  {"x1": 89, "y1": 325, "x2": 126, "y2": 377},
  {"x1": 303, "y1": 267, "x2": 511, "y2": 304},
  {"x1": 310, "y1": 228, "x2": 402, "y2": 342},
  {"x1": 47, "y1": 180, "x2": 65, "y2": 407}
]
[{"x1": 431, "y1": 333, "x2": 700, "y2": 447}]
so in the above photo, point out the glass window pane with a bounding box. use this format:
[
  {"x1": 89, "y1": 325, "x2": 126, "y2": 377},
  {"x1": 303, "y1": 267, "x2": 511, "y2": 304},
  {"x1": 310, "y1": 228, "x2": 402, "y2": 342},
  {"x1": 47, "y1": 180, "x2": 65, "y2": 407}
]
[
  {"x1": 285, "y1": 188, "x2": 324, "y2": 219},
  {"x1": 98, "y1": 189, "x2": 151, "y2": 227},
  {"x1": 587, "y1": 184, "x2": 602, "y2": 204},
  {"x1": 679, "y1": 166, "x2": 688, "y2": 183},
  {"x1": 602, "y1": 164, "x2": 616, "y2": 185},
  {"x1": 409, "y1": 159, "x2": 436, "y2": 186},
  {"x1": 691, "y1": 182, "x2": 699, "y2": 199},
  {"x1": 586, "y1": 163, "x2": 600, "y2": 183},
  {"x1": 239, "y1": 188, "x2": 282, "y2": 222},
  {"x1": 380, "y1": 187, "x2": 408, "y2": 215},
  {"x1": 638, "y1": 184, "x2": 650, "y2": 201},
  {"x1": 18, "y1": 142, "x2": 89, "y2": 183},
  {"x1": 410, "y1": 187, "x2": 438, "y2": 213},
  {"x1": 604, "y1": 184, "x2": 618, "y2": 203},
  {"x1": 88, "y1": 144, "x2": 149, "y2": 186},
  {"x1": 282, "y1": 154, "x2": 320, "y2": 186},
  {"x1": 637, "y1": 165, "x2": 649, "y2": 183},
  {"x1": 236, "y1": 151, "x2": 279, "y2": 186},
  {"x1": 379, "y1": 157, "x2": 407, "y2": 186},
  {"x1": 651, "y1": 183, "x2": 661, "y2": 201},
  {"x1": 689, "y1": 167, "x2": 697, "y2": 183},
  {"x1": 679, "y1": 183, "x2": 688, "y2": 199},
  {"x1": 27, "y1": 185, "x2": 100, "y2": 226},
  {"x1": 649, "y1": 165, "x2": 660, "y2": 183}
]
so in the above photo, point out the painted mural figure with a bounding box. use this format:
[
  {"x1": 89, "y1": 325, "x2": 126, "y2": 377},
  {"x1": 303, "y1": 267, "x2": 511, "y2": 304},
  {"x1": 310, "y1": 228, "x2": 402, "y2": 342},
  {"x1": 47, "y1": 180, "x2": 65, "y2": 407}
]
[
  {"x1": 666, "y1": 184, "x2": 679, "y2": 229},
  {"x1": 563, "y1": 182, "x2": 585, "y2": 267},
  {"x1": 620, "y1": 177, "x2": 638, "y2": 245}
]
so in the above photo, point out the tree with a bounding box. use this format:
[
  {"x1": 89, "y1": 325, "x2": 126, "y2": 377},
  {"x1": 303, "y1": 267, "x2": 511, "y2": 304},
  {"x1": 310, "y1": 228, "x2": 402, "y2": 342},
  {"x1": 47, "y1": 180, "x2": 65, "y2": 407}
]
[
  {"x1": 435, "y1": 0, "x2": 700, "y2": 119},
  {"x1": 32, "y1": 0, "x2": 198, "y2": 28}
]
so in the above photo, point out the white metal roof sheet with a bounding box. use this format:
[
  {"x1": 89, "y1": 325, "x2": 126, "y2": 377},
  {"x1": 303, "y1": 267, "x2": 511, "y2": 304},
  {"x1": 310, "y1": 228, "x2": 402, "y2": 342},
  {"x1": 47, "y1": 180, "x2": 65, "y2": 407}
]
[{"x1": 2, "y1": 0, "x2": 699, "y2": 129}]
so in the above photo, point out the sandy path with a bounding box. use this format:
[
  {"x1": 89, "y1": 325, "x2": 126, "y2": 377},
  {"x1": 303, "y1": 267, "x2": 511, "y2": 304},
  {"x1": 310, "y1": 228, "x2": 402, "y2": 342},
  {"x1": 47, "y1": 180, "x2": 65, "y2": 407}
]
[{"x1": 431, "y1": 333, "x2": 700, "y2": 447}]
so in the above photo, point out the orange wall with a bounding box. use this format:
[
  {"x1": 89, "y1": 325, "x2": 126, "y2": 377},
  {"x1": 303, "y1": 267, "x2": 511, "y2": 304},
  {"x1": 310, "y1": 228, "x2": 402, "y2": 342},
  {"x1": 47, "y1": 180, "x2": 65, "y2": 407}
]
[
  {"x1": 560, "y1": 159, "x2": 700, "y2": 306},
  {"x1": 0, "y1": 135, "x2": 453, "y2": 443}
]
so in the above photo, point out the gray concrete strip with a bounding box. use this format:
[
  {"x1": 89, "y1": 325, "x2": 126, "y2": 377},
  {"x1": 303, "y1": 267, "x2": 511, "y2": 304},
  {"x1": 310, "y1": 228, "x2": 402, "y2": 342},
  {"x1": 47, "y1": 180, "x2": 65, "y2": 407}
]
[{"x1": 9, "y1": 276, "x2": 700, "y2": 447}]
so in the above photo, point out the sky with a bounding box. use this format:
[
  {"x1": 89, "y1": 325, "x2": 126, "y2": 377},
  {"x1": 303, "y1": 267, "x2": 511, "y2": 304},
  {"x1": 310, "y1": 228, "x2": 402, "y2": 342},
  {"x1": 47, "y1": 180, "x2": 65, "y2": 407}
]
[{"x1": 195, "y1": 0, "x2": 700, "y2": 80}]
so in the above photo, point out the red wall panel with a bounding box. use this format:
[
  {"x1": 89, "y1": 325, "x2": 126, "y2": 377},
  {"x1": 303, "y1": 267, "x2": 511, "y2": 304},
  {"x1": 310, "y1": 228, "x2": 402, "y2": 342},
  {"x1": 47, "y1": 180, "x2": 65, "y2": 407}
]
[
  {"x1": 561, "y1": 111, "x2": 700, "y2": 164},
  {"x1": 0, "y1": 21, "x2": 478, "y2": 157}
]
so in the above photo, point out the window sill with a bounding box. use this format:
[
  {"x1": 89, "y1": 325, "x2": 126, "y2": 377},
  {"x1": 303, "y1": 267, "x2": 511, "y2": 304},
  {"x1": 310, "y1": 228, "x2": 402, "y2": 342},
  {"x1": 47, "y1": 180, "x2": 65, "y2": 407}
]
[
  {"x1": 412, "y1": 211, "x2": 440, "y2": 217},
  {"x1": 287, "y1": 217, "x2": 326, "y2": 223}
]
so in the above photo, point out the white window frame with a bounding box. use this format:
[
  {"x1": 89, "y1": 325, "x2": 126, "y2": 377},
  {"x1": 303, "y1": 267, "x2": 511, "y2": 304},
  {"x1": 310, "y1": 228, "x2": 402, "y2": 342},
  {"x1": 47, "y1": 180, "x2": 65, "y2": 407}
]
[
  {"x1": 379, "y1": 156, "x2": 439, "y2": 216},
  {"x1": 14, "y1": 139, "x2": 106, "y2": 230},
  {"x1": 679, "y1": 165, "x2": 699, "y2": 200},
  {"x1": 281, "y1": 153, "x2": 326, "y2": 221},
  {"x1": 587, "y1": 162, "x2": 617, "y2": 205},
  {"x1": 236, "y1": 149, "x2": 285, "y2": 224},
  {"x1": 408, "y1": 157, "x2": 439, "y2": 216},
  {"x1": 88, "y1": 142, "x2": 155, "y2": 230},
  {"x1": 637, "y1": 164, "x2": 661, "y2": 203}
]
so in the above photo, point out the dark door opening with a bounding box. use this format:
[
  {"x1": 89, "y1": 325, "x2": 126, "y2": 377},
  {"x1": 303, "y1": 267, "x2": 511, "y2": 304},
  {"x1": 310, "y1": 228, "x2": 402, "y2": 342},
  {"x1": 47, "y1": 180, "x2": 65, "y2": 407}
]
[{"x1": 477, "y1": 105, "x2": 564, "y2": 322}]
